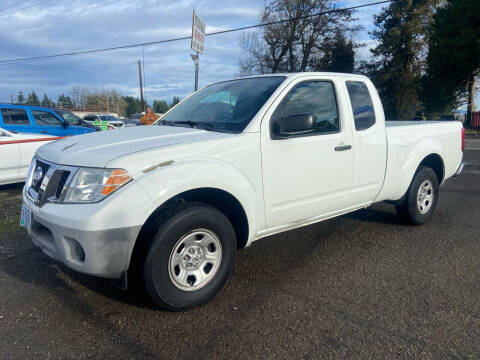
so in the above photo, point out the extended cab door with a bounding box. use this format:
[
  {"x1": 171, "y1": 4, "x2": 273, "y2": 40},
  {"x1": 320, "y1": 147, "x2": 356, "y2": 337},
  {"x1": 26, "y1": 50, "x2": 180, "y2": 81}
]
[
  {"x1": 344, "y1": 79, "x2": 387, "y2": 204},
  {"x1": 261, "y1": 77, "x2": 355, "y2": 229}
]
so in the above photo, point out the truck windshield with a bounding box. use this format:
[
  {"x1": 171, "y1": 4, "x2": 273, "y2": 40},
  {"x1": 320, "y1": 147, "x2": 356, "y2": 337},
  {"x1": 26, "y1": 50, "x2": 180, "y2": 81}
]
[
  {"x1": 99, "y1": 115, "x2": 117, "y2": 121},
  {"x1": 56, "y1": 109, "x2": 80, "y2": 125},
  {"x1": 159, "y1": 77, "x2": 286, "y2": 133}
]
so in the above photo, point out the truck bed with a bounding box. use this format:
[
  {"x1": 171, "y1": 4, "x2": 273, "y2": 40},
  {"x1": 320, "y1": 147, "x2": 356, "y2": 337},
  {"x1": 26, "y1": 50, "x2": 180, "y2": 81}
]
[
  {"x1": 386, "y1": 120, "x2": 450, "y2": 126},
  {"x1": 377, "y1": 119, "x2": 463, "y2": 202}
]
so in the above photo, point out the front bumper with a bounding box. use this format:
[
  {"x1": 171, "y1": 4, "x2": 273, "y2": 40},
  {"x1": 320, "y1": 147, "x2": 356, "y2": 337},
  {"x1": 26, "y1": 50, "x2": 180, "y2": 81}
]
[{"x1": 22, "y1": 181, "x2": 152, "y2": 279}]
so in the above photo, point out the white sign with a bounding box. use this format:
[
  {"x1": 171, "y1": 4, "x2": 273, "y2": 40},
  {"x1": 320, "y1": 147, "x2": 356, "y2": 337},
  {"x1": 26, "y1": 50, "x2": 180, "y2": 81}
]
[{"x1": 191, "y1": 10, "x2": 205, "y2": 53}]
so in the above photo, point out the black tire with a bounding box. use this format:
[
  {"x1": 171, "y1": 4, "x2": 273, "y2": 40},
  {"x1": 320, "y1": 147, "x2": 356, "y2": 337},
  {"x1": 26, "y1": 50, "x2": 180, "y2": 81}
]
[
  {"x1": 142, "y1": 202, "x2": 236, "y2": 311},
  {"x1": 395, "y1": 166, "x2": 439, "y2": 225}
]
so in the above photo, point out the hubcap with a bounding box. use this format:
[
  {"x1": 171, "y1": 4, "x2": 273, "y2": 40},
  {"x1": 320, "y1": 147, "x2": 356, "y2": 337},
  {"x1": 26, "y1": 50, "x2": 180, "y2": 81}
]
[
  {"x1": 417, "y1": 180, "x2": 434, "y2": 214},
  {"x1": 168, "y1": 229, "x2": 222, "y2": 291}
]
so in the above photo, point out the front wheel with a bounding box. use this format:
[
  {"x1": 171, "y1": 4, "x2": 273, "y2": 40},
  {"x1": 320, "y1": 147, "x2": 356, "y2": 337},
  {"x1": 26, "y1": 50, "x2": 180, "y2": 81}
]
[
  {"x1": 396, "y1": 166, "x2": 439, "y2": 225},
  {"x1": 142, "y1": 203, "x2": 237, "y2": 311}
]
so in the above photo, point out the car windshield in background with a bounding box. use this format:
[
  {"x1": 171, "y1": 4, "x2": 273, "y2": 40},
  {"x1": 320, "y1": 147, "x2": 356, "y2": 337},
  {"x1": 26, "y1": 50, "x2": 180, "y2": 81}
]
[
  {"x1": 56, "y1": 109, "x2": 80, "y2": 124},
  {"x1": 99, "y1": 115, "x2": 117, "y2": 121},
  {"x1": 159, "y1": 77, "x2": 286, "y2": 133}
]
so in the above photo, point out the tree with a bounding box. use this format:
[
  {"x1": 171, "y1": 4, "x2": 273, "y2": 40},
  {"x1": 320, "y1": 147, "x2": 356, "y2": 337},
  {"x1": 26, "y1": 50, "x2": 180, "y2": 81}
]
[
  {"x1": 239, "y1": 0, "x2": 359, "y2": 75},
  {"x1": 123, "y1": 96, "x2": 141, "y2": 117},
  {"x1": 423, "y1": 0, "x2": 480, "y2": 125},
  {"x1": 312, "y1": 30, "x2": 355, "y2": 73},
  {"x1": 70, "y1": 86, "x2": 84, "y2": 109},
  {"x1": 153, "y1": 99, "x2": 170, "y2": 114},
  {"x1": 25, "y1": 91, "x2": 40, "y2": 105},
  {"x1": 16, "y1": 91, "x2": 25, "y2": 104},
  {"x1": 362, "y1": 0, "x2": 440, "y2": 120},
  {"x1": 41, "y1": 94, "x2": 53, "y2": 107},
  {"x1": 57, "y1": 93, "x2": 73, "y2": 108},
  {"x1": 171, "y1": 96, "x2": 180, "y2": 107}
]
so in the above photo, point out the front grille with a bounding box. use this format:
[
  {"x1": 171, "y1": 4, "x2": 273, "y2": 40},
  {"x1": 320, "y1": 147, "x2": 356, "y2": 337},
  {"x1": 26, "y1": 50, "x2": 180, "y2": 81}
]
[
  {"x1": 55, "y1": 171, "x2": 71, "y2": 198},
  {"x1": 27, "y1": 159, "x2": 75, "y2": 207},
  {"x1": 32, "y1": 160, "x2": 50, "y2": 192}
]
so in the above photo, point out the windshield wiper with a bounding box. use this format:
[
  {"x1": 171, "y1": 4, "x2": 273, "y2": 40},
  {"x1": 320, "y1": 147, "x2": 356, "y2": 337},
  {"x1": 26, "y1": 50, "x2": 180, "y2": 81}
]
[
  {"x1": 156, "y1": 119, "x2": 176, "y2": 126},
  {"x1": 173, "y1": 121, "x2": 214, "y2": 130}
]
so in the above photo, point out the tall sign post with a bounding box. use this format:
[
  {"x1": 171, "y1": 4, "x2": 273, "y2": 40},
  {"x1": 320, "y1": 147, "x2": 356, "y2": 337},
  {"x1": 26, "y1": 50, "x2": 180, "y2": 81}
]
[{"x1": 191, "y1": 10, "x2": 205, "y2": 91}]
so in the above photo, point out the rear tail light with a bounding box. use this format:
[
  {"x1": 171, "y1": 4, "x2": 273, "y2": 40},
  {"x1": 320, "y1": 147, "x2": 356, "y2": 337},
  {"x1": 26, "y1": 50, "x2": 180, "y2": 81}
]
[{"x1": 461, "y1": 127, "x2": 465, "y2": 152}]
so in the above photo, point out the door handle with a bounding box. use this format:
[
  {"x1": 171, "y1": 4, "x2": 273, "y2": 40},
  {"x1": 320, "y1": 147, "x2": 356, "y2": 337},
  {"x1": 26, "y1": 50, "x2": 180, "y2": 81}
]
[
  {"x1": 39, "y1": 130, "x2": 48, "y2": 134},
  {"x1": 334, "y1": 145, "x2": 352, "y2": 151}
]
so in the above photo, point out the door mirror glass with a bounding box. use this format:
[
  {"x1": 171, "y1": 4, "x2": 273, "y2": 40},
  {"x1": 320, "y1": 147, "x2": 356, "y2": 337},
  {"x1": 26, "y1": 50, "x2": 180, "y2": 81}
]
[{"x1": 279, "y1": 114, "x2": 314, "y2": 136}]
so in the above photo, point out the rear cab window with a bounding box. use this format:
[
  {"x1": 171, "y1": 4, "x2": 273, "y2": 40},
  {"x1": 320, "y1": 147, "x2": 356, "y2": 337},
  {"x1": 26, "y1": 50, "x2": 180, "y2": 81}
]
[
  {"x1": 1, "y1": 108, "x2": 30, "y2": 125},
  {"x1": 346, "y1": 81, "x2": 376, "y2": 131}
]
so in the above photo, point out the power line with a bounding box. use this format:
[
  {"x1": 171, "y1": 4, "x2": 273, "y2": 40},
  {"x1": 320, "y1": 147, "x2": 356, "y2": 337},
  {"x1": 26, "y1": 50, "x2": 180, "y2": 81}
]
[
  {"x1": 5, "y1": 61, "x2": 138, "y2": 68},
  {"x1": 0, "y1": 0, "x2": 118, "y2": 39},
  {"x1": 0, "y1": 0, "x2": 54, "y2": 17},
  {"x1": 0, "y1": 0, "x2": 393, "y2": 65},
  {"x1": 0, "y1": 0, "x2": 31, "y2": 13}
]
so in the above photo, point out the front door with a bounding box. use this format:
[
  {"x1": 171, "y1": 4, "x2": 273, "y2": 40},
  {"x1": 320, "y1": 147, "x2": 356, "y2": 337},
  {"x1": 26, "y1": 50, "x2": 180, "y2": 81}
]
[
  {"x1": 261, "y1": 79, "x2": 355, "y2": 229},
  {"x1": 29, "y1": 109, "x2": 65, "y2": 136}
]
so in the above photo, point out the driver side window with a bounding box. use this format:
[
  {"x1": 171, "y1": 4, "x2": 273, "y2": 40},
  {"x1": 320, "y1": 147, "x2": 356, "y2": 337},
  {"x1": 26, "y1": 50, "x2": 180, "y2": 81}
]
[
  {"x1": 271, "y1": 81, "x2": 339, "y2": 138},
  {"x1": 31, "y1": 110, "x2": 62, "y2": 126}
]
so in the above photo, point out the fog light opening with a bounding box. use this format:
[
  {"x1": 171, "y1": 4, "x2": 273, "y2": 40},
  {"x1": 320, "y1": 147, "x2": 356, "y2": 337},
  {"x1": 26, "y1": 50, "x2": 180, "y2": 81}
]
[{"x1": 64, "y1": 237, "x2": 85, "y2": 263}]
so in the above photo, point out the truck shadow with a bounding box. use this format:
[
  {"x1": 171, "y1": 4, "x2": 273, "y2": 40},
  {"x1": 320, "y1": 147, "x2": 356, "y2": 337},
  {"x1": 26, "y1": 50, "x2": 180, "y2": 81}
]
[
  {"x1": 0, "y1": 205, "x2": 413, "y2": 358},
  {"x1": 1, "y1": 205, "x2": 403, "y2": 310},
  {"x1": 342, "y1": 206, "x2": 404, "y2": 225}
]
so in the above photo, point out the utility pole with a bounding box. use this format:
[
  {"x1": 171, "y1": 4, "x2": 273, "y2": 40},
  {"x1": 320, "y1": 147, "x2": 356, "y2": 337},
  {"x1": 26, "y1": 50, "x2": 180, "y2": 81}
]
[
  {"x1": 10, "y1": 94, "x2": 13, "y2": 103},
  {"x1": 191, "y1": 52, "x2": 199, "y2": 91},
  {"x1": 138, "y1": 60, "x2": 145, "y2": 111}
]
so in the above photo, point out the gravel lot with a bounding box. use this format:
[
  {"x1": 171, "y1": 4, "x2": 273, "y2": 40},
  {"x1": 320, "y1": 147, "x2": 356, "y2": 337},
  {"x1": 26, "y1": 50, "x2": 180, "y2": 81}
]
[{"x1": 1, "y1": 140, "x2": 479, "y2": 359}]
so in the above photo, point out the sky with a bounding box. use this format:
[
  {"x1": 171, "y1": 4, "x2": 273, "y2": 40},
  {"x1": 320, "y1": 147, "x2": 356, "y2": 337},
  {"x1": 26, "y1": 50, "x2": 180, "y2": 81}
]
[{"x1": 0, "y1": 0, "x2": 389, "y2": 105}]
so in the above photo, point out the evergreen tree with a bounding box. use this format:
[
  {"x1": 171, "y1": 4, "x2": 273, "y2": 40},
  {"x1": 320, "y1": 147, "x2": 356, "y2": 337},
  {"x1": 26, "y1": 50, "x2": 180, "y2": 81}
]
[
  {"x1": 123, "y1": 96, "x2": 141, "y2": 117},
  {"x1": 41, "y1": 94, "x2": 52, "y2": 107},
  {"x1": 153, "y1": 99, "x2": 170, "y2": 113},
  {"x1": 57, "y1": 93, "x2": 73, "y2": 108},
  {"x1": 25, "y1": 91, "x2": 40, "y2": 105},
  {"x1": 313, "y1": 31, "x2": 355, "y2": 73},
  {"x1": 16, "y1": 91, "x2": 25, "y2": 104},
  {"x1": 423, "y1": 0, "x2": 480, "y2": 124},
  {"x1": 364, "y1": 0, "x2": 440, "y2": 120},
  {"x1": 171, "y1": 96, "x2": 180, "y2": 107}
]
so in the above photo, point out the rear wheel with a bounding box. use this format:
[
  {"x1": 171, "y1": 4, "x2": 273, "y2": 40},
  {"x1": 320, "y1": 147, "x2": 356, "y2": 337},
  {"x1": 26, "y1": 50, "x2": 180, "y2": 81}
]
[
  {"x1": 396, "y1": 166, "x2": 439, "y2": 225},
  {"x1": 142, "y1": 203, "x2": 236, "y2": 311}
]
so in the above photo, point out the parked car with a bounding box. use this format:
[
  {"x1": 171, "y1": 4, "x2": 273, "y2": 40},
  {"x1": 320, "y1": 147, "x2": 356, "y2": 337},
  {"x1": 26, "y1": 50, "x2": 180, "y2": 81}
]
[
  {"x1": 0, "y1": 127, "x2": 61, "y2": 185},
  {"x1": 53, "y1": 109, "x2": 101, "y2": 131},
  {"x1": 21, "y1": 73, "x2": 464, "y2": 311},
  {"x1": 124, "y1": 113, "x2": 142, "y2": 127},
  {"x1": 83, "y1": 114, "x2": 125, "y2": 129},
  {"x1": 0, "y1": 104, "x2": 96, "y2": 136}
]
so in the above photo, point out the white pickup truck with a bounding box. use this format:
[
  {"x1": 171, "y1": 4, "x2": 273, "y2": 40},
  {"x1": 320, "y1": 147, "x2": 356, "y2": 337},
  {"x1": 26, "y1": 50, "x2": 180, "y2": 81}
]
[{"x1": 21, "y1": 73, "x2": 464, "y2": 310}]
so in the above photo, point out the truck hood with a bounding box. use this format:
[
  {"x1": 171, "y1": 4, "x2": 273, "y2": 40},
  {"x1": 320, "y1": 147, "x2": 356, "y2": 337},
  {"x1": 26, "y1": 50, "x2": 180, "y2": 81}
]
[{"x1": 35, "y1": 125, "x2": 232, "y2": 167}]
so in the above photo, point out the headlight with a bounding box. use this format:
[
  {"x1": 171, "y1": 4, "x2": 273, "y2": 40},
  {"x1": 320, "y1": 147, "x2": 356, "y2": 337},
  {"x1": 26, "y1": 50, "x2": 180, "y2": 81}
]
[{"x1": 63, "y1": 168, "x2": 132, "y2": 203}]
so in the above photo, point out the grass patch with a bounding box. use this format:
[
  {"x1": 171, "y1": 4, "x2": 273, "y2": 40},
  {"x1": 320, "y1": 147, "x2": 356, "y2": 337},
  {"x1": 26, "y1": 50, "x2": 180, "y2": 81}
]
[{"x1": 0, "y1": 216, "x2": 21, "y2": 237}]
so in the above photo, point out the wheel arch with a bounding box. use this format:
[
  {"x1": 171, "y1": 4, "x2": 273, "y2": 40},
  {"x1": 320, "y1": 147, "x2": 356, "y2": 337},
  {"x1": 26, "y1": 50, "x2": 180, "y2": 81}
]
[
  {"x1": 127, "y1": 187, "x2": 250, "y2": 277},
  {"x1": 418, "y1": 153, "x2": 444, "y2": 185}
]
